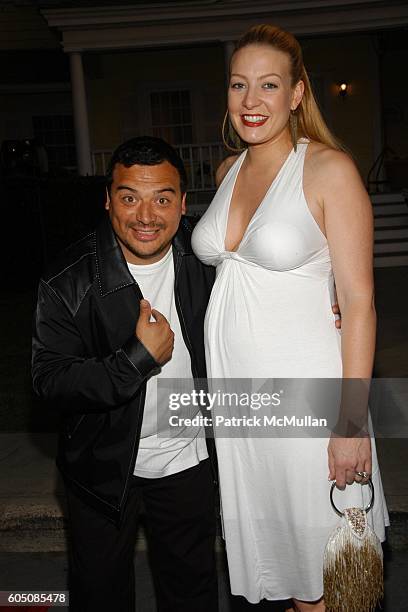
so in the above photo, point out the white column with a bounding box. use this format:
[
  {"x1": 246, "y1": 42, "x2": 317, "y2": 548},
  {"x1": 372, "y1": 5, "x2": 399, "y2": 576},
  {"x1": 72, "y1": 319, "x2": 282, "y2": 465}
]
[
  {"x1": 223, "y1": 41, "x2": 235, "y2": 85},
  {"x1": 69, "y1": 52, "x2": 93, "y2": 176}
]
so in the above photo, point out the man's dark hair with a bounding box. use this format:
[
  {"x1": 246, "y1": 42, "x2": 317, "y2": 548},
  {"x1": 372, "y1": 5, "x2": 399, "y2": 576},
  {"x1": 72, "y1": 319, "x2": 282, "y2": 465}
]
[{"x1": 106, "y1": 136, "x2": 188, "y2": 194}]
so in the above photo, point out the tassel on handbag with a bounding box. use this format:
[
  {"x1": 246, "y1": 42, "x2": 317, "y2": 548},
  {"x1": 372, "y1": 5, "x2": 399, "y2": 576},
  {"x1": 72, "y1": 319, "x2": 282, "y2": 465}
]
[{"x1": 323, "y1": 478, "x2": 383, "y2": 612}]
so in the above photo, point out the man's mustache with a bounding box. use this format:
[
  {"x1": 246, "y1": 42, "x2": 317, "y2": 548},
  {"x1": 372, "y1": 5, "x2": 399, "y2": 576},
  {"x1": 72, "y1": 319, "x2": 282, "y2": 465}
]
[{"x1": 129, "y1": 223, "x2": 165, "y2": 230}]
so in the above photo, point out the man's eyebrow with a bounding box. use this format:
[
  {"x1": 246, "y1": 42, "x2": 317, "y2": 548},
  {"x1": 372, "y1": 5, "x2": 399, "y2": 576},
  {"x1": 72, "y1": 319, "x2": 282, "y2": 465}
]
[
  {"x1": 116, "y1": 185, "x2": 138, "y2": 193},
  {"x1": 114, "y1": 186, "x2": 176, "y2": 194},
  {"x1": 155, "y1": 187, "x2": 176, "y2": 195}
]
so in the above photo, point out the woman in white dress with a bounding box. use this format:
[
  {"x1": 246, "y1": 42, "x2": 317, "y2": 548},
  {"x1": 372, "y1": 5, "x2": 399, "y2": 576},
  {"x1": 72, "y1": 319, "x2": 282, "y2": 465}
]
[{"x1": 191, "y1": 24, "x2": 389, "y2": 611}]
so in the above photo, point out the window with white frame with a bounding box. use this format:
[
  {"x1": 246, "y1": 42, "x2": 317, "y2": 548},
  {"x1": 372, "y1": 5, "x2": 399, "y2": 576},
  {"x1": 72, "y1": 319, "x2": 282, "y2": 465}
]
[{"x1": 150, "y1": 90, "x2": 193, "y2": 145}]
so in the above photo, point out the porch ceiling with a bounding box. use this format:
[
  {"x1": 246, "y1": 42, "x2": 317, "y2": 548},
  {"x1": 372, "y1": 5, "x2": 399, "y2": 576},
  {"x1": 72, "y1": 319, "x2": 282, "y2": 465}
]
[{"x1": 42, "y1": 0, "x2": 408, "y2": 52}]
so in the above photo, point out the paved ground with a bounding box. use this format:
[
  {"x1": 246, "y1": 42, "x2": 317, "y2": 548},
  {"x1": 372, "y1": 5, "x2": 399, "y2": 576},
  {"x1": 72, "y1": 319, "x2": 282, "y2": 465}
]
[{"x1": 0, "y1": 546, "x2": 407, "y2": 611}]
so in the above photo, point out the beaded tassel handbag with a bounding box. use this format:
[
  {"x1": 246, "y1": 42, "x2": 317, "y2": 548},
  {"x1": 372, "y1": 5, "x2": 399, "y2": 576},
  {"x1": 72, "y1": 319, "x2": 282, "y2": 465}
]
[{"x1": 323, "y1": 479, "x2": 383, "y2": 612}]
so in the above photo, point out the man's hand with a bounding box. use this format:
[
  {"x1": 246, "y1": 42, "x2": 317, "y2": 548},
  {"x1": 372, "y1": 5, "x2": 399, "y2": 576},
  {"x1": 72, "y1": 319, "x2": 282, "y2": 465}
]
[
  {"x1": 135, "y1": 299, "x2": 174, "y2": 365},
  {"x1": 332, "y1": 303, "x2": 342, "y2": 329},
  {"x1": 327, "y1": 434, "x2": 372, "y2": 489}
]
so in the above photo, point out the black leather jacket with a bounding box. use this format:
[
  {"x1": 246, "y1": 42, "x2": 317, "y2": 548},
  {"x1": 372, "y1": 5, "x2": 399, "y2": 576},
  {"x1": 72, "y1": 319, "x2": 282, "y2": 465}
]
[{"x1": 32, "y1": 214, "x2": 215, "y2": 524}]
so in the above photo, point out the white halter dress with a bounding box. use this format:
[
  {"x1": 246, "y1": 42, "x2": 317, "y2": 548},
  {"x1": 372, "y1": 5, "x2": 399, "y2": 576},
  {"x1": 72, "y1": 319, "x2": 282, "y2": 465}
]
[{"x1": 191, "y1": 142, "x2": 389, "y2": 603}]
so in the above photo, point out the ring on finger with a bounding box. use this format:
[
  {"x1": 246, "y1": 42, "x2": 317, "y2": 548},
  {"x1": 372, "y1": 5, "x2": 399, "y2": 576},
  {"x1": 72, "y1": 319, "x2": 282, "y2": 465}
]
[{"x1": 355, "y1": 470, "x2": 370, "y2": 479}]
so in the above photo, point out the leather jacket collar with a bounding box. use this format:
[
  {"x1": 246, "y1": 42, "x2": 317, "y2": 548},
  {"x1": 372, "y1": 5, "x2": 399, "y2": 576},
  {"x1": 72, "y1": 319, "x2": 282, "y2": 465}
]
[{"x1": 95, "y1": 213, "x2": 194, "y2": 297}]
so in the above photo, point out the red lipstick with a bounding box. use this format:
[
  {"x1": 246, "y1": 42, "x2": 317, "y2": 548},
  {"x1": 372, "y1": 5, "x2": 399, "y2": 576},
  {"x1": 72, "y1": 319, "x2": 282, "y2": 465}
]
[{"x1": 240, "y1": 114, "x2": 268, "y2": 127}]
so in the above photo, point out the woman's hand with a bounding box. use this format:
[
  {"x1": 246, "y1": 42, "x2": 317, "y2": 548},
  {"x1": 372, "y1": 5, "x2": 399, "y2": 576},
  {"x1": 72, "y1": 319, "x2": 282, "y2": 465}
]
[{"x1": 327, "y1": 434, "x2": 372, "y2": 489}]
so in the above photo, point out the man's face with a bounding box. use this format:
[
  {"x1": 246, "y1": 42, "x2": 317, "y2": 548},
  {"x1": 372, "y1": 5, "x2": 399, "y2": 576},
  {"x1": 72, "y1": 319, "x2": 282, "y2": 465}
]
[{"x1": 105, "y1": 161, "x2": 186, "y2": 265}]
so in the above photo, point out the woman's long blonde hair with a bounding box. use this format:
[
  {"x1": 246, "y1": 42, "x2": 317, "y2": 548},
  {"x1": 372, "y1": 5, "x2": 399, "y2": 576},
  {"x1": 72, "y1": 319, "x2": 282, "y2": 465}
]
[{"x1": 226, "y1": 24, "x2": 343, "y2": 152}]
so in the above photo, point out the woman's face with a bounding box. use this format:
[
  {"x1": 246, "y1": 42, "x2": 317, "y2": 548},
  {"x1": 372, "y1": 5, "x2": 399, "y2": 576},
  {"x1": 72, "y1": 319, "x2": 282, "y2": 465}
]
[{"x1": 228, "y1": 44, "x2": 303, "y2": 146}]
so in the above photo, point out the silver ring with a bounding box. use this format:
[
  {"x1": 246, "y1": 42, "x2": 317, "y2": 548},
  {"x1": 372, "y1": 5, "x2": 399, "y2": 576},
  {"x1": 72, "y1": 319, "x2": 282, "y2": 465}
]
[
  {"x1": 355, "y1": 471, "x2": 370, "y2": 479},
  {"x1": 330, "y1": 478, "x2": 374, "y2": 517}
]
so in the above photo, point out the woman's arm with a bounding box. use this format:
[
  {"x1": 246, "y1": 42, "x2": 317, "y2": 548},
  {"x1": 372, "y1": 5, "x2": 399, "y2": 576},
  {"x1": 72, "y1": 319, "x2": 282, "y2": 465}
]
[
  {"x1": 315, "y1": 148, "x2": 375, "y2": 488},
  {"x1": 322, "y1": 149, "x2": 375, "y2": 377}
]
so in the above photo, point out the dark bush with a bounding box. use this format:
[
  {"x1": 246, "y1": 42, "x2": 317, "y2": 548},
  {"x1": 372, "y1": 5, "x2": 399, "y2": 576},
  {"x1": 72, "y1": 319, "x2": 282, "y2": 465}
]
[{"x1": 0, "y1": 176, "x2": 106, "y2": 287}]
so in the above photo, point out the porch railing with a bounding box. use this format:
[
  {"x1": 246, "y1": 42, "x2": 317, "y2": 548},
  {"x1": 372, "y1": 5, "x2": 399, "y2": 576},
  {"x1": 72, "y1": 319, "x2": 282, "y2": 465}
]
[{"x1": 92, "y1": 142, "x2": 226, "y2": 209}]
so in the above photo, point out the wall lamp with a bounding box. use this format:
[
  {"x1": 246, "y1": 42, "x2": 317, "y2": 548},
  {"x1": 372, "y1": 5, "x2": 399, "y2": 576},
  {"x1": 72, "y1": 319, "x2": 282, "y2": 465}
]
[{"x1": 338, "y1": 82, "x2": 348, "y2": 97}]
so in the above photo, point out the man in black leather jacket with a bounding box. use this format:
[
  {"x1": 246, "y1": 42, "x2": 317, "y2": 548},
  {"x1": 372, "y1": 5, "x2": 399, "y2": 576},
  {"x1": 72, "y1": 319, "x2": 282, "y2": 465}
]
[{"x1": 32, "y1": 137, "x2": 217, "y2": 612}]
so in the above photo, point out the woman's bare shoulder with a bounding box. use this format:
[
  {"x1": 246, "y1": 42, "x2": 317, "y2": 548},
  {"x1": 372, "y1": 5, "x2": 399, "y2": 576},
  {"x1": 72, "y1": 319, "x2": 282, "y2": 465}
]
[
  {"x1": 305, "y1": 142, "x2": 368, "y2": 212},
  {"x1": 215, "y1": 155, "x2": 239, "y2": 187},
  {"x1": 306, "y1": 141, "x2": 356, "y2": 179}
]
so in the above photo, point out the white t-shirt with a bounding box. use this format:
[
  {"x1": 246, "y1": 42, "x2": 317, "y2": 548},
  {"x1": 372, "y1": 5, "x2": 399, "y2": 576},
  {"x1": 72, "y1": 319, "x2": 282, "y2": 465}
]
[{"x1": 128, "y1": 247, "x2": 208, "y2": 478}]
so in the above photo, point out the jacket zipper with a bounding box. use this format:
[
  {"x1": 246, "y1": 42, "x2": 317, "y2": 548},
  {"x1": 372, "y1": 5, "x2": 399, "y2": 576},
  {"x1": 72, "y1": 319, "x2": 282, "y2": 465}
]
[
  {"x1": 67, "y1": 414, "x2": 85, "y2": 439},
  {"x1": 119, "y1": 282, "x2": 148, "y2": 526}
]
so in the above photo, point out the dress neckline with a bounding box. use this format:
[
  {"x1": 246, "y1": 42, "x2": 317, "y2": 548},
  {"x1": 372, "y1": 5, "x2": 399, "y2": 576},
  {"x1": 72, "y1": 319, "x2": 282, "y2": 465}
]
[{"x1": 223, "y1": 145, "x2": 297, "y2": 254}]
